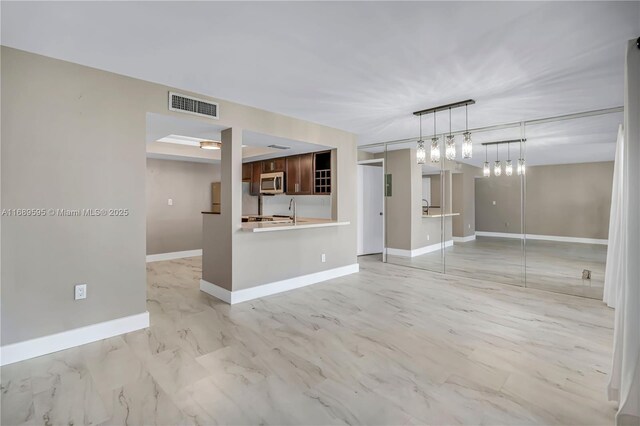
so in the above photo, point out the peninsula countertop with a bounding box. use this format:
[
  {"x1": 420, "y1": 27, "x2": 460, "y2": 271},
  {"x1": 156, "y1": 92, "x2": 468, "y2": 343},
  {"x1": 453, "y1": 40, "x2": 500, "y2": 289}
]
[
  {"x1": 240, "y1": 217, "x2": 350, "y2": 233},
  {"x1": 422, "y1": 212, "x2": 460, "y2": 218}
]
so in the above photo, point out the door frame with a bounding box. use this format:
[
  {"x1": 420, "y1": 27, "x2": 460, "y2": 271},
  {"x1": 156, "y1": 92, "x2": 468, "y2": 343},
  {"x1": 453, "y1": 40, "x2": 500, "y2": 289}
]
[{"x1": 357, "y1": 158, "x2": 386, "y2": 261}]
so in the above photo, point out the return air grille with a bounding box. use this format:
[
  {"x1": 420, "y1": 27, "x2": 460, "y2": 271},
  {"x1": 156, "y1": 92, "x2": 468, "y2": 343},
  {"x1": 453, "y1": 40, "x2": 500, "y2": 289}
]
[{"x1": 168, "y1": 92, "x2": 219, "y2": 119}]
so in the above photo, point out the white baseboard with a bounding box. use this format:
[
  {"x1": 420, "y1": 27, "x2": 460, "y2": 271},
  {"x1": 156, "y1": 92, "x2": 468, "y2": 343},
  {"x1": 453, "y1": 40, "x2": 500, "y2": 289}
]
[
  {"x1": 0, "y1": 312, "x2": 149, "y2": 366},
  {"x1": 475, "y1": 231, "x2": 607, "y2": 245},
  {"x1": 453, "y1": 234, "x2": 476, "y2": 243},
  {"x1": 386, "y1": 240, "x2": 453, "y2": 258},
  {"x1": 200, "y1": 263, "x2": 360, "y2": 304},
  {"x1": 146, "y1": 249, "x2": 202, "y2": 262}
]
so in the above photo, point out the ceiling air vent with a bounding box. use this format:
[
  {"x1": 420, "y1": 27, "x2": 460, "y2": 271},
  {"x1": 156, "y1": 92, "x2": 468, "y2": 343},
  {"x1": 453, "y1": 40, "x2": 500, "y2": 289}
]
[
  {"x1": 168, "y1": 92, "x2": 219, "y2": 119},
  {"x1": 268, "y1": 144, "x2": 291, "y2": 150}
]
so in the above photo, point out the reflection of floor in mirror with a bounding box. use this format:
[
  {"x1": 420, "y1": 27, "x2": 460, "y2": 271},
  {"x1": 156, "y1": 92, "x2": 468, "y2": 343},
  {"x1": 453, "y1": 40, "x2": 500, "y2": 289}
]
[{"x1": 386, "y1": 236, "x2": 606, "y2": 299}]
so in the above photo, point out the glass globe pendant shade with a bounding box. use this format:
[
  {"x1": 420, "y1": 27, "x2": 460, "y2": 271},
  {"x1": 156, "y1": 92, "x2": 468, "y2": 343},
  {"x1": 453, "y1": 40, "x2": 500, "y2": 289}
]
[
  {"x1": 445, "y1": 135, "x2": 456, "y2": 161},
  {"x1": 483, "y1": 161, "x2": 490, "y2": 177},
  {"x1": 416, "y1": 140, "x2": 426, "y2": 164},
  {"x1": 505, "y1": 159, "x2": 513, "y2": 176},
  {"x1": 462, "y1": 132, "x2": 472, "y2": 159},
  {"x1": 517, "y1": 158, "x2": 526, "y2": 175},
  {"x1": 494, "y1": 160, "x2": 502, "y2": 177},
  {"x1": 430, "y1": 137, "x2": 440, "y2": 163}
]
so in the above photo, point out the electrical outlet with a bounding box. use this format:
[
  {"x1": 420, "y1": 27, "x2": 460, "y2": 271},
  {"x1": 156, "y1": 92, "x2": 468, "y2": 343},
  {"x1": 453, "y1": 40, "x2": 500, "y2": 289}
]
[
  {"x1": 492, "y1": 200, "x2": 497, "y2": 206},
  {"x1": 427, "y1": 234, "x2": 430, "y2": 241},
  {"x1": 168, "y1": 198, "x2": 173, "y2": 206},
  {"x1": 75, "y1": 284, "x2": 87, "y2": 300},
  {"x1": 321, "y1": 253, "x2": 326, "y2": 263}
]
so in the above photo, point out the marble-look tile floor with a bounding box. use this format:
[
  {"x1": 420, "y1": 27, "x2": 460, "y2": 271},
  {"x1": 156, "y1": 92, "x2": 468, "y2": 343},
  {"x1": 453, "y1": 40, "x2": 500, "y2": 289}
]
[
  {"x1": 1, "y1": 255, "x2": 617, "y2": 425},
  {"x1": 387, "y1": 237, "x2": 607, "y2": 299}
]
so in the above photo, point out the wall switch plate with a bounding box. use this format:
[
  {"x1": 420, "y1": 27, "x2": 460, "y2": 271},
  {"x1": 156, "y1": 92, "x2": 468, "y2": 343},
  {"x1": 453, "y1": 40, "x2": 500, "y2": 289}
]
[
  {"x1": 468, "y1": 224, "x2": 471, "y2": 229},
  {"x1": 492, "y1": 201, "x2": 497, "y2": 206},
  {"x1": 427, "y1": 234, "x2": 430, "y2": 241},
  {"x1": 321, "y1": 254, "x2": 326, "y2": 263},
  {"x1": 75, "y1": 284, "x2": 87, "y2": 300},
  {"x1": 168, "y1": 198, "x2": 173, "y2": 206}
]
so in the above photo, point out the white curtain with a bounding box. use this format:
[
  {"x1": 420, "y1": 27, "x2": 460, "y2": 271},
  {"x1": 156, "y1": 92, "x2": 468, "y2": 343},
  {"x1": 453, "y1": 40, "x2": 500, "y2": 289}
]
[
  {"x1": 607, "y1": 38, "x2": 640, "y2": 425},
  {"x1": 603, "y1": 125, "x2": 625, "y2": 308}
]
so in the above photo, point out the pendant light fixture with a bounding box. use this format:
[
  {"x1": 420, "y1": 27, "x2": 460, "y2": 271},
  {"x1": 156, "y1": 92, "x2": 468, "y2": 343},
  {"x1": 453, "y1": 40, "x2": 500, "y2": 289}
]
[
  {"x1": 517, "y1": 123, "x2": 526, "y2": 176},
  {"x1": 505, "y1": 142, "x2": 513, "y2": 176},
  {"x1": 430, "y1": 112, "x2": 440, "y2": 163},
  {"x1": 416, "y1": 113, "x2": 426, "y2": 164},
  {"x1": 412, "y1": 99, "x2": 475, "y2": 163},
  {"x1": 493, "y1": 144, "x2": 502, "y2": 176},
  {"x1": 483, "y1": 145, "x2": 490, "y2": 177},
  {"x1": 462, "y1": 103, "x2": 472, "y2": 159},
  {"x1": 445, "y1": 108, "x2": 456, "y2": 161}
]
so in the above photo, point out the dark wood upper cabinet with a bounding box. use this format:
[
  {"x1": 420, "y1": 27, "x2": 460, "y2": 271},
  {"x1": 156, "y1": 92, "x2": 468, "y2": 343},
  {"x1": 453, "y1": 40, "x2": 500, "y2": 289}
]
[
  {"x1": 242, "y1": 163, "x2": 252, "y2": 182},
  {"x1": 313, "y1": 151, "x2": 332, "y2": 194},
  {"x1": 286, "y1": 154, "x2": 313, "y2": 195},
  {"x1": 261, "y1": 157, "x2": 285, "y2": 173},
  {"x1": 299, "y1": 153, "x2": 314, "y2": 195},
  {"x1": 250, "y1": 162, "x2": 262, "y2": 195},
  {"x1": 245, "y1": 151, "x2": 331, "y2": 196}
]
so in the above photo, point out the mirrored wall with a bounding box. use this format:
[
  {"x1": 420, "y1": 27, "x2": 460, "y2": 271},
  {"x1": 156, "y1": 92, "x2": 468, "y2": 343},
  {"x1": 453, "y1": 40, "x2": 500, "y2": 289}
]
[{"x1": 380, "y1": 110, "x2": 620, "y2": 299}]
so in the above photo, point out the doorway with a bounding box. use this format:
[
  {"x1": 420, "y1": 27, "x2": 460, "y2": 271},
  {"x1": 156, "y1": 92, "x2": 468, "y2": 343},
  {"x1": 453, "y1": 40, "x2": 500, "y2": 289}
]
[{"x1": 357, "y1": 159, "x2": 385, "y2": 256}]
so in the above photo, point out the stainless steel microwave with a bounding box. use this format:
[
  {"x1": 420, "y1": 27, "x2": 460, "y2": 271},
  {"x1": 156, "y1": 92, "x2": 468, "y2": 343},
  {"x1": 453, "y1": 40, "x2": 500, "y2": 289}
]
[{"x1": 260, "y1": 172, "x2": 285, "y2": 194}]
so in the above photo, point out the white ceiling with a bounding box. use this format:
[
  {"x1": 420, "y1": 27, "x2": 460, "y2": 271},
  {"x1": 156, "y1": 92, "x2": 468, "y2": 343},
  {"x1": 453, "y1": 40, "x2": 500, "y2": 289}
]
[
  {"x1": 2, "y1": 1, "x2": 638, "y2": 165},
  {"x1": 145, "y1": 113, "x2": 330, "y2": 163}
]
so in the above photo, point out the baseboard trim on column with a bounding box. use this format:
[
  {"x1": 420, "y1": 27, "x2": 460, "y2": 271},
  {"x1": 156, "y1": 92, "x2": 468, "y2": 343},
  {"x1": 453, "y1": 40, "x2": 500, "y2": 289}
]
[
  {"x1": 0, "y1": 312, "x2": 149, "y2": 366},
  {"x1": 386, "y1": 240, "x2": 453, "y2": 258},
  {"x1": 453, "y1": 234, "x2": 476, "y2": 243},
  {"x1": 475, "y1": 232, "x2": 607, "y2": 245},
  {"x1": 200, "y1": 263, "x2": 360, "y2": 304},
  {"x1": 146, "y1": 249, "x2": 202, "y2": 262}
]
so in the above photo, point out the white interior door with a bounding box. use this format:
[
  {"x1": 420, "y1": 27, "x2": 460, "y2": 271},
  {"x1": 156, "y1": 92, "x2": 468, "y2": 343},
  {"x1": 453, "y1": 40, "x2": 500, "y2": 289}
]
[{"x1": 358, "y1": 164, "x2": 384, "y2": 255}]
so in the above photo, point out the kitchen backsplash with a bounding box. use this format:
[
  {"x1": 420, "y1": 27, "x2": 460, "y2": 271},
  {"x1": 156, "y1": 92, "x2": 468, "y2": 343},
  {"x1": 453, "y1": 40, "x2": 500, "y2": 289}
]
[{"x1": 262, "y1": 194, "x2": 331, "y2": 218}]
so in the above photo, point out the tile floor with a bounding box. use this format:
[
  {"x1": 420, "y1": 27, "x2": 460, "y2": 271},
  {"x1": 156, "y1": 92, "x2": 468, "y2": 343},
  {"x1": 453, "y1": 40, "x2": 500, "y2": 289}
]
[{"x1": 1, "y1": 255, "x2": 616, "y2": 425}]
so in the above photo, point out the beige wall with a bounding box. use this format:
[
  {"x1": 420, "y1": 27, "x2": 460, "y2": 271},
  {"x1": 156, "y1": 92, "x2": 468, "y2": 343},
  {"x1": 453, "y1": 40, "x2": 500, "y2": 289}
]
[
  {"x1": 1, "y1": 47, "x2": 357, "y2": 345},
  {"x1": 452, "y1": 163, "x2": 481, "y2": 238},
  {"x1": 357, "y1": 150, "x2": 374, "y2": 162},
  {"x1": 383, "y1": 149, "x2": 413, "y2": 250},
  {"x1": 146, "y1": 159, "x2": 220, "y2": 255},
  {"x1": 475, "y1": 161, "x2": 613, "y2": 239}
]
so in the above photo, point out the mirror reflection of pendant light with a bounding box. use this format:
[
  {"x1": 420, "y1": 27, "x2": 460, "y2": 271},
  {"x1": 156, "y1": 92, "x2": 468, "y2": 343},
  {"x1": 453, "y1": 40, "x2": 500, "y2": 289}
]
[
  {"x1": 445, "y1": 108, "x2": 456, "y2": 161},
  {"x1": 430, "y1": 112, "x2": 440, "y2": 163},
  {"x1": 517, "y1": 123, "x2": 526, "y2": 176},
  {"x1": 493, "y1": 144, "x2": 502, "y2": 176},
  {"x1": 462, "y1": 103, "x2": 472, "y2": 159},
  {"x1": 505, "y1": 142, "x2": 513, "y2": 176},
  {"x1": 416, "y1": 113, "x2": 426, "y2": 164},
  {"x1": 483, "y1": 145, "x2": 490, "y2": 177},
  {"x1": 517, "y1": 158, "x2": 526, "y2": 176}
]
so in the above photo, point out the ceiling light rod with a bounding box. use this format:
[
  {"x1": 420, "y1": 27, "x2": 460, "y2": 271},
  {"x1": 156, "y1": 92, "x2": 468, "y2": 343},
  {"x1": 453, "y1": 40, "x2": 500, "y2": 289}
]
[
  {"x1": 362, "y1": 106, "x2": 622, "y2": 149},
  {"x1": 480, "y1": 139, "x2": 527, "y2": 146},
  {"x1": 413, "y1": 99, "x2": 476, "y2": 116}
]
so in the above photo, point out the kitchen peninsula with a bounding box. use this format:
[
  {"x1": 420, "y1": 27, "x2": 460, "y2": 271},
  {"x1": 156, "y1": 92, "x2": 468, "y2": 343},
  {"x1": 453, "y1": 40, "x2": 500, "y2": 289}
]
[{"x1": 200, "y1": 123, "x2": 358, "y2": 305}]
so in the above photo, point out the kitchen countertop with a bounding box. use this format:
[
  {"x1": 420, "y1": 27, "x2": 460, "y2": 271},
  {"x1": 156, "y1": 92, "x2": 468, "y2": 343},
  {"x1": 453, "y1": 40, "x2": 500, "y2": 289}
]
[
  {"x1": 422, "y1": 212, "x2": 460, "y2": 218},
  {"x1": 240, "y1": 217, "x2": 350, "y2": 233}
]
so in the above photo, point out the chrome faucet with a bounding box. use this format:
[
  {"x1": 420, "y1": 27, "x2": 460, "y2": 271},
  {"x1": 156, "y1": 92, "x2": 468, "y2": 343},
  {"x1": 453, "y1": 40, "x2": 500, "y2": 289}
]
[
  {"x1": 422, "y1": 198, "x2": 430, "y2": 214},
  {"x1": 289, "y1": 198, "x2": 297, "y2": 224}
]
